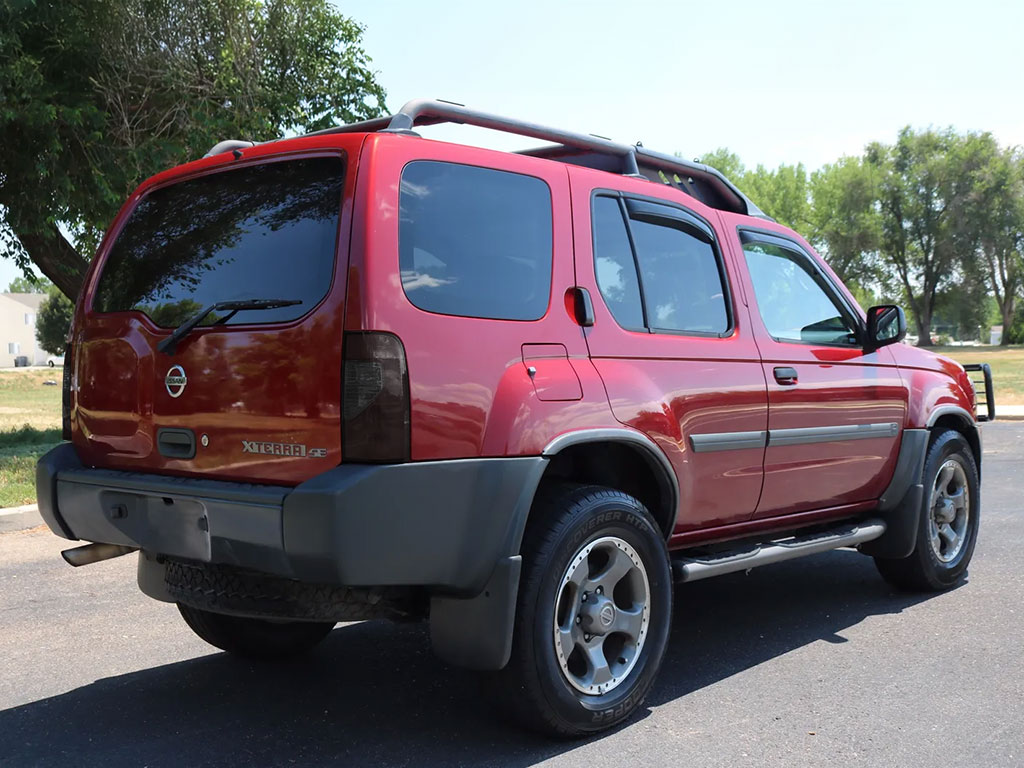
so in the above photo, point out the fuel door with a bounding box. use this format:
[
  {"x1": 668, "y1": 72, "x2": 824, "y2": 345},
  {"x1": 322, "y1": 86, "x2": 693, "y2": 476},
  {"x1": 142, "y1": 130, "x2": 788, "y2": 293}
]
[{"x1": 522, "y1": 343, "x2": 583, "y2": 402}]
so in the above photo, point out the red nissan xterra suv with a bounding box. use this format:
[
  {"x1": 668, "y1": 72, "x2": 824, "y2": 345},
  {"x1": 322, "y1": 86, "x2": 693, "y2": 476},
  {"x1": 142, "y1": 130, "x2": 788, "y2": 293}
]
[{"x1": 37, "y1": 99, "x2": 996, "y2": 736}]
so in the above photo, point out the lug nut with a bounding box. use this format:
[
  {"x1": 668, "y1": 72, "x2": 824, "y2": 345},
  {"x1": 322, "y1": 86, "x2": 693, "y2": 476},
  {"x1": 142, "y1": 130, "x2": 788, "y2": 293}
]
[
  {"x1": 584, "y1": 634, "x2": 592, "y2": 642},
  {"x1": 596, "y1": 586, "x2": 603, "y2": 595},
  {"x1": 576, "y1": 616, "x2": 582, "y2": 624},
  {"x1": 581, "y1": 592, "x2": 588, "y2": 602}
]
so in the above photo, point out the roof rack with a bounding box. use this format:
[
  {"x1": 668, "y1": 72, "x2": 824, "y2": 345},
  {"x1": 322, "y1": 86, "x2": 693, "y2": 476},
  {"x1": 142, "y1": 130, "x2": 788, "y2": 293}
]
[{"x1": 203, "y1": 98, "x2": 769, "y2": 219}]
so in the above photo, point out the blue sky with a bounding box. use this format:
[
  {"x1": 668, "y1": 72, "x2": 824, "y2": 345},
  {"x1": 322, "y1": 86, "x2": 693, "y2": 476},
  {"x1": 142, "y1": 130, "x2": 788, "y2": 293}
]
[
  {"x1": 346, "y1": 0, "x2": 1023, "y2": 165},
  {"x1": 4, "y1": 0, "x2": 1022, "y2": 289}
]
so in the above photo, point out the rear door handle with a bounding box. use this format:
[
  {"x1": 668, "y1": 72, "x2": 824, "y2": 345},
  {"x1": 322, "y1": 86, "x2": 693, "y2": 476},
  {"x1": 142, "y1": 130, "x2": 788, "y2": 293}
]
[
  {"x1": 773, "y1": 367, "x2": 798, "y2": 385},
  {"x1": 570, "y1": 286, "x2": 595, "y2": 327}
]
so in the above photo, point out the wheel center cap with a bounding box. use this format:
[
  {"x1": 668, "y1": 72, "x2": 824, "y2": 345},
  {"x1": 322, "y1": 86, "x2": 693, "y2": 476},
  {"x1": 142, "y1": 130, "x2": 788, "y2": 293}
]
[
  {"x1": 580, "y1": 595, "x2": 616, "y2": 636},
  {"x1": 934, "y1": 498, "x2": 955, "y2": 524}
]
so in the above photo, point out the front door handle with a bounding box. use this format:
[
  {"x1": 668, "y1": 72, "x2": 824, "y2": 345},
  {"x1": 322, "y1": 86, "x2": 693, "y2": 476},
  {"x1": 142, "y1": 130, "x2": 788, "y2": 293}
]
[{"x1": 774, "y1": 366, "x2": 798, "y2": 385}]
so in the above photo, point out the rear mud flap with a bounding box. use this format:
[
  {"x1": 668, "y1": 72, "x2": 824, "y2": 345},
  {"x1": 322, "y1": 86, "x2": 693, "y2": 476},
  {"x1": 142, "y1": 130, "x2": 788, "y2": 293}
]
[{"x1": 430, "y1": 556, "x2": 522, "y2": 671}]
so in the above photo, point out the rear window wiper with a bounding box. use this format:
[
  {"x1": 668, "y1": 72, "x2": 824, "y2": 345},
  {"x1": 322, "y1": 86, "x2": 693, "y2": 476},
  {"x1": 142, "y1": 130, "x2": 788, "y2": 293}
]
[{"x1": 157, "y1": 298, "x2": 301, "y2": 356}]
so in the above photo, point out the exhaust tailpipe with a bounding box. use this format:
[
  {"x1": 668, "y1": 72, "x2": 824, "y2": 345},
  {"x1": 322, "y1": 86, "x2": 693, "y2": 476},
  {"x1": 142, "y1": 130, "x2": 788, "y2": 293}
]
[{"x1": 61, "y1": 543, "x2": 138, "y2": 567}]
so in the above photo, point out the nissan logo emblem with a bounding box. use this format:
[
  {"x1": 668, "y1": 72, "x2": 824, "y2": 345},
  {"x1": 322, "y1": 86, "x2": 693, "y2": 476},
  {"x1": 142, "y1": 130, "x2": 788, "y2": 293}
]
[
  {"x1": 165, "y1": 365, "x2": 187, "y2": 398},
  {"x1": 599, "y1": 604, "x2": 615, "y2": 627}
]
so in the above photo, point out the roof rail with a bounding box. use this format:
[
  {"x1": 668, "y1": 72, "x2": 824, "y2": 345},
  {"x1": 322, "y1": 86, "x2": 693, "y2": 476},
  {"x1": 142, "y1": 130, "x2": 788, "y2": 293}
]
[
  {"x1": 634, "y1": 146, "x2": 769, "y2": 219},
  {"x1": 308, "y1": 98, "x2": 641, "y2": 177},
  {"x1": 203, "y1": 139, "x2": 256, "y2": 159},
  {"x1": 201, "y1": 99, "x2": 769, "y2": 219}
]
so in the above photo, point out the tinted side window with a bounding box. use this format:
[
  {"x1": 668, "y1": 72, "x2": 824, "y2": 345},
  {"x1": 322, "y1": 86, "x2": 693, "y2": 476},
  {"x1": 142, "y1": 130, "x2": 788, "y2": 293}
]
[
  {"x1": 95, "y1": 157, "x2": 344, "y2": 328},
  {"x1": 629, "y1": 215, "x2": 729, "y2": 334},
  {"x1": 743, "y1": 241, "x2": 858, "y2": 345},
  {"x1": 399, "y1": 161, "x2": 552, "y2": 321},
  {"x1": 592, "y1": 196, "x2": 644, "y2": 330}
]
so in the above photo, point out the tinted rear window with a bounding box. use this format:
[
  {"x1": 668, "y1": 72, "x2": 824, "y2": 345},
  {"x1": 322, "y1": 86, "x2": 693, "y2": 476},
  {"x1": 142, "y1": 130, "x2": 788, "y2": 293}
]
[
  {"x1": 629, "y1": 217, "x2": 729, "y2": 334},
  {"x1": 94, "y1": 157, "x2": 344, "y2": 328},
  {"x1": 592, "y1": 195, "x2": 644, "y2": 330},
  {"x1": 399, "y1": 161, "x2": 552, "y2": 321}
]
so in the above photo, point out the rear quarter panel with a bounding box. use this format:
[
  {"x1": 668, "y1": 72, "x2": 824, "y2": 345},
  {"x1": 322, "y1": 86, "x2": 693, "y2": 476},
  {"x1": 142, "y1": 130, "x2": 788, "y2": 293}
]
[{"x1": 348, "y1": 134, "x2": 621, "y2": 460}]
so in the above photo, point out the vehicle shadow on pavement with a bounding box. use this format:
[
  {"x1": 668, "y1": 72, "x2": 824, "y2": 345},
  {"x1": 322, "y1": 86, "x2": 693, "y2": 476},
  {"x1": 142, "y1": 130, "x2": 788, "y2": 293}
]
[{"x1": 0, "y1": 550, "x2": 938, "y2": 768}]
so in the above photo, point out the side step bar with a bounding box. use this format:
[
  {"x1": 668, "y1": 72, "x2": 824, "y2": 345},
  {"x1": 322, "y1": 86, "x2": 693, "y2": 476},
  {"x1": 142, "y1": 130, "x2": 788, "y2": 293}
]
[{"x1": 672, "y1": 519, "x2": 887, "y2": 583}]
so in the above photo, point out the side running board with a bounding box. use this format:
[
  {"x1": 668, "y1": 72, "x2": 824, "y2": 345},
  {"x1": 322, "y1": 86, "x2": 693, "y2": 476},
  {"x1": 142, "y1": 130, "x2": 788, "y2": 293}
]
[{"x1": 672, "y1": 519, "x2": 887, "y2": 583}]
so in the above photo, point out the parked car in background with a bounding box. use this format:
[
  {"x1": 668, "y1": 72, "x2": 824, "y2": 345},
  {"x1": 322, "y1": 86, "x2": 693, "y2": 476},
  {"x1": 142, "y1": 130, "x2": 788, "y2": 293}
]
[
  {"x1": 46, "y1": 354, "x2": 64, "y2": 367},
  {"x1": 36, "y1": 99, "x2": 994, "y2": 736}
]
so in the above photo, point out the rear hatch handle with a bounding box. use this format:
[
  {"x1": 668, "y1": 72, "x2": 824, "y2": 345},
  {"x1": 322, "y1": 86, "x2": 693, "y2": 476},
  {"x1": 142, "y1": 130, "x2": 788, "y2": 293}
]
[{"x1": 157, "y1": 298, "x2": 301, "y2": 356}]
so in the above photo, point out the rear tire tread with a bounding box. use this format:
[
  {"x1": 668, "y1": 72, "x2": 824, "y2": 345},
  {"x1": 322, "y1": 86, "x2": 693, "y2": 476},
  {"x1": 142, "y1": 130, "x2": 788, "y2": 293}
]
[{"x1": 496, "y1": 483, "x2": 671, "y2": 737}]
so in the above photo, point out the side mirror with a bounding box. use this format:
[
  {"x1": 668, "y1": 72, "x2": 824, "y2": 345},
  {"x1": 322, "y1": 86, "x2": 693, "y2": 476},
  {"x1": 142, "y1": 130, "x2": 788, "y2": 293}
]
[{"x1": 866, "y1": 305, "x2": 906, "y2": 349}]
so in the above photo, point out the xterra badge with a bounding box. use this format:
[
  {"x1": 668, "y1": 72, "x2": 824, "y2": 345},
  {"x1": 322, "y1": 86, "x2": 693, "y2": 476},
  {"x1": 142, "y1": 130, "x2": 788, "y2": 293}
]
[
  {"x1": 165, "y1": 365, "x2": 187, "y2": 398},
  {"x1": 241, "y1": 440, "x2": 327, "y2": 458}
]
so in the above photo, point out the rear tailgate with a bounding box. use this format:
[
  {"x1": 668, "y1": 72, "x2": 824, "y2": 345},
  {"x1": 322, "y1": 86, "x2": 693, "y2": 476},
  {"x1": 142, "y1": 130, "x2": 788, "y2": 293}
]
[{"x1": 71, "y1": 143, "x2": 357, "y2": 484}]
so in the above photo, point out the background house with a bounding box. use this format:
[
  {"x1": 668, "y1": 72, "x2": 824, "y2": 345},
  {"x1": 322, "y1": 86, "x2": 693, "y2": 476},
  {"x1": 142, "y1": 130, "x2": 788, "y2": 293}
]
[{"x1": 0, "y1": 292, "x2": 47, "y2": 367}]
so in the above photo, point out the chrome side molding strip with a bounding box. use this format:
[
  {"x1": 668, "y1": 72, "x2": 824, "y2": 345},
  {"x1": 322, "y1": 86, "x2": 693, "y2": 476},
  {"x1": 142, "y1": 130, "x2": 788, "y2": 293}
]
[
  {"x1": 689, "y1": 422, "x2": 899, "y2": 453},
  {"x1": 768, "y1": 422, "x2": 899, "y2": 447},
  {"x1": 690, "y1": 430, "x2": 767, "y2": 453}
]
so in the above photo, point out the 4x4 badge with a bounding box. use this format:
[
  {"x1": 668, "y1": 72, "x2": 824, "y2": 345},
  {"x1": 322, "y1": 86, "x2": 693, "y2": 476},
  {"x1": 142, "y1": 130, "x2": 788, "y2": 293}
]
[{"x1": 165, "y1": 365, "x2": 187, "y2": 398}]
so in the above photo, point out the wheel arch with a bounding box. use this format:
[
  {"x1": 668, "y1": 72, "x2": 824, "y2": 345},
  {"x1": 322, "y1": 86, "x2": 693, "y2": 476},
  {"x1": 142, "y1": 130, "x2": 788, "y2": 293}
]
[
  {"x1": 927, "y1": 405, "x2": 981, "y2": 475},
  {"x1": 537, "y1": 429, "x2": 679, "y2": 538},
  {"x1": 430, "y1": 429, "x2": 678, "y2": 672}
]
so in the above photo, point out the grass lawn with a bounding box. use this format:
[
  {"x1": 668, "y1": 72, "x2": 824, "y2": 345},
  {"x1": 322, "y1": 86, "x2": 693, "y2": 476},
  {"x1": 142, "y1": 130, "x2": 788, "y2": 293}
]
[
  {"x1": 0, "y1": 368, "x2": 63, "y2": 507},
  {"x1": 931, "y1": 345, "x2": 1024, "y2": 405},
  {"x1": 0, "y1": 368, "x2": 62, "y2": 432},
  {"x1": 0, "y1": 427, "x2": 62, "y2": 507}
]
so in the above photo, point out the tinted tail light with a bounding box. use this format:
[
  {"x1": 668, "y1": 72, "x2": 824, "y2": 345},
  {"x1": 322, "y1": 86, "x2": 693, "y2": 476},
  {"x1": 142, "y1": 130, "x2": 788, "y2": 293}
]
[
  {"x1": 342, "y1": 332, "x2": 410, "y2": 462},
  {"x1": 61, "y1": 342, "x2": 74, "y2": 440}
]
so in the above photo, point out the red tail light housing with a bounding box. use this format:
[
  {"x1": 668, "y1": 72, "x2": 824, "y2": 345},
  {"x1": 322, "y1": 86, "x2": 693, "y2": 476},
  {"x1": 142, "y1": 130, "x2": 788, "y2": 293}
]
[{"x1": 342, "y1": 332, "x2": 410, "y2": 462}]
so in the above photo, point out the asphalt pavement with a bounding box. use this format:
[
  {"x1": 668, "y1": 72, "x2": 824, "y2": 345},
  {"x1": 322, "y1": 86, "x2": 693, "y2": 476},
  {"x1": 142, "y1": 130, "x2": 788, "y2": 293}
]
[{"x1": 2, "y1": 422, "x2": 1022, "y2": 767}]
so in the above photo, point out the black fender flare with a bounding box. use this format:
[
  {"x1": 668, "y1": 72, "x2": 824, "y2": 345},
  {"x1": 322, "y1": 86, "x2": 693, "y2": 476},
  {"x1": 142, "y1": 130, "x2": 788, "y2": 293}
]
[
  {"x1": 863, "y1": 409, "x2": 980, "y2": 559},
  {"x1": 540, "y1": 428, "x2": 680, "y2": 538},
  {"x1": 431, "y1": 428, "x2": 678, "y2": 671}
]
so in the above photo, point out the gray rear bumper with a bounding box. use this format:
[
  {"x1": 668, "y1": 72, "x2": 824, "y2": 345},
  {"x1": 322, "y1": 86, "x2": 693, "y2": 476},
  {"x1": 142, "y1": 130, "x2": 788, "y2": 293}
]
[{"x1": 36, "y1": 443, "x2": 546, "y2": 595}]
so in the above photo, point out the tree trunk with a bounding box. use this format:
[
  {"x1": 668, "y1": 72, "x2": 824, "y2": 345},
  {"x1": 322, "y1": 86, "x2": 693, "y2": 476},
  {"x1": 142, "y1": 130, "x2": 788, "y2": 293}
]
[
  {"x1": 1000, "y1": 298, "x2": 1015, "y2": 345},
  {"x1": 915, "y1": 307, "x2": 933, "y2": 346},
  {"x1": 9, "y1": 225, "x2": 88, "y2": 301}
]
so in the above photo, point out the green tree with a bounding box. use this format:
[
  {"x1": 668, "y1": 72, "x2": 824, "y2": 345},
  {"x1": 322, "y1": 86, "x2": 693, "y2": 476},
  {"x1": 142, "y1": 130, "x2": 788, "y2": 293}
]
[
  {"x1": 0, "y1": 0, "x2": 387, "y2": 299},
  {"x1": 6, "y1": 274, "x2": 52, "y2": 293},
  {"x1": 742, "y1": 162, "x2": 810, "y2": 232},
  {"x1": 957, "y1": 137, "x2": 1024, "y2": 344},
  {"x1": 808, "y1": 156, "x2": 881, "y2": 289},
  {"x1": 865, "y1": 128, "x2": 982, "y2": 346},
  {"x1": 35, "y1": 286, "x2": 74, "y2": 354},
  {"x1": 696, "y1": 148, "x2": 746, "y2": 182},
  {"x1": 697, "y1": 150, "x2": 810, "y2": 231},
  {"x1": 1006, "y1": 302, "x2": 1024, "y2": 344},
  {"x1": 932, "y1": 277, "x2": 991, "y2": 341}
]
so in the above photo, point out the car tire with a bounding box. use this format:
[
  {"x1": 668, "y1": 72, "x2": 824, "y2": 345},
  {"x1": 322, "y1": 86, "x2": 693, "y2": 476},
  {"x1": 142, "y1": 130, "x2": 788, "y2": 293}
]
[
  {"x1": 48, "y1": 360, "x2": 54, "y2": 367},
  {"x1": 496, "y1": 484, "x2": 672, "y2": 737},
  {"x1": 874, "y1": 429, "x2": 980, "y2": 591},
  {"x1": 177, "y1": 603, "x2": 335, "y2": 660}
]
